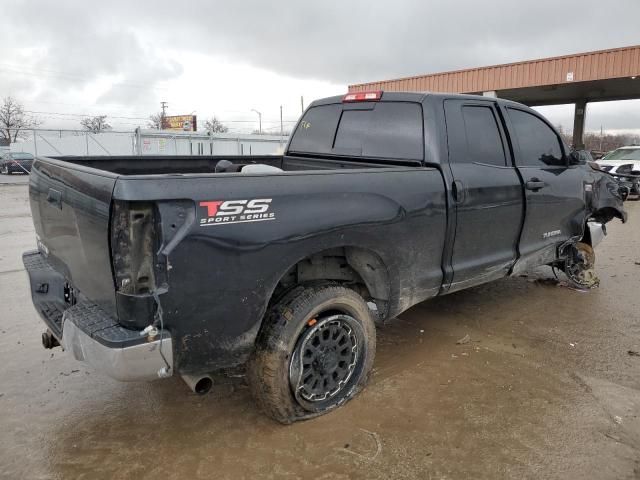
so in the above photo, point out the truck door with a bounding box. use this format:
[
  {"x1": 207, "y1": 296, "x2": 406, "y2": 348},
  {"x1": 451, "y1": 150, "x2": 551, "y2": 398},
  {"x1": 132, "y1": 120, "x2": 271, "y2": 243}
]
[
  {"x1": 444, "y1": 99, "x2": 524, "y2": 292},
  {"x1": 503, "y1": 106, "x2": 586, "y2": 269}
]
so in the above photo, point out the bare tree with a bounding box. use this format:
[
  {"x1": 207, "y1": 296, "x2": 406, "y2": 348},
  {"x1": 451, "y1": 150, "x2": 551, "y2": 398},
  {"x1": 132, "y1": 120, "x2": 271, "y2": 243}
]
[
  {"x1": 0, "y1": 97, "x2": 40, "y2": 143},
  {"x1": 204, "y1": 116, "x2": 229, "y2": 134},
  {"x1": 584, "y1": 131, "x2": 640, "y2": 154},
  {"x1": 147, "y1": 112, "x2": 163, "y2": 129},
  {"x1": 80, "y1": 115, "x2": 112, "y2": 133}
]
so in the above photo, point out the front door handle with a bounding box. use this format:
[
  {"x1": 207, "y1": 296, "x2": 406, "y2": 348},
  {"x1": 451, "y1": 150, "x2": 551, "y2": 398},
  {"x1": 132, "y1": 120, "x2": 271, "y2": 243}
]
[{"x1": 525, "y1": 178, "x2": 547, "y2": 192}]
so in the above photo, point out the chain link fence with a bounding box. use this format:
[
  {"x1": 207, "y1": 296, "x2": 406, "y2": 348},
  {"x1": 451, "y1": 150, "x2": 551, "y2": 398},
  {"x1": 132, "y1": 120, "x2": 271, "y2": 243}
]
[{"x1": 5, "y1": 128, "x2": 288, "y2": 157}]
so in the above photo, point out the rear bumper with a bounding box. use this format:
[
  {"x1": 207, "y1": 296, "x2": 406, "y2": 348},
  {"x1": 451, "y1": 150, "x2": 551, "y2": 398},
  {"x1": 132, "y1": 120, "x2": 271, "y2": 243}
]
[
  {"x1": 23, "y1": 250, "x2": 173, "y2": 381},
  {"x1": 61, "y1": 316, "x2": 173, "y2": 381}
]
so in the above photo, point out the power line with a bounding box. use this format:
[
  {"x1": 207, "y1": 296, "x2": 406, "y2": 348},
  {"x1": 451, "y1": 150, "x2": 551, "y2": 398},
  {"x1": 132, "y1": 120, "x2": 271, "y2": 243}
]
[
  {"x1": 24, "y1": 100, "x2": 157, "y2": 118},
  {"x1": 24, "y1": 110, "x2": 150, "y2": 121},
  {"x1": 0, "y1": 63, "x2": 169, "y2": 91},
  {"x1": 24, "y1": 109, "x2": 298, "y2": 124}
]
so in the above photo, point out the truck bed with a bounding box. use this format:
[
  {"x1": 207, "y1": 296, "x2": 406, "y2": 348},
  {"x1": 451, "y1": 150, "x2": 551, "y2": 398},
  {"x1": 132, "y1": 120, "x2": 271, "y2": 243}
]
[
  {"x1": 47, "y1": 154, "x2": 422, "y2": 176},
  {"x1": 28, "y1": 154, "x2": 446, "y2": 373}
]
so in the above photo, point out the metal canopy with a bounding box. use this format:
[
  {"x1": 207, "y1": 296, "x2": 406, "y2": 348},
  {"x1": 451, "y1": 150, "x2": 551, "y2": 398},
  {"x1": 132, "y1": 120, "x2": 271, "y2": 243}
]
[
  {"x1": 349, "y1": 45, "x2": 640, "y2": 148},
  {"x1": 497, "y1": 77, "x2": 640, "y2": 107}
]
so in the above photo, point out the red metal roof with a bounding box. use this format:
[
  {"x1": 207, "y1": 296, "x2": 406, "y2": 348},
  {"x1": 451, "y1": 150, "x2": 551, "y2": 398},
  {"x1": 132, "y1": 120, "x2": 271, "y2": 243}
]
[{"x1": 349, "y1": 45, "x2": 640, "y2": 94}]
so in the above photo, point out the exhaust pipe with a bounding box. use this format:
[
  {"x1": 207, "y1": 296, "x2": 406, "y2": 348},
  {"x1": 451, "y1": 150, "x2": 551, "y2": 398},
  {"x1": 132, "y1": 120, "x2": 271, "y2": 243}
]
[
  {"x1": 42, "y1": 330, "x2": 60, "y2": 349},
  {"x1": 182, "y1": 374, "x2": 213, "y2": 394}
]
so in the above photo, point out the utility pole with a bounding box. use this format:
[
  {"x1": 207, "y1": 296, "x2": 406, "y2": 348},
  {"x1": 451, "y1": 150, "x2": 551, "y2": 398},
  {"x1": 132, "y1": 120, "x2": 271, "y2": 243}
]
[
  {"x1": 251, "y1": 109, "x2": 262, "y2": 134},
  {"x1": 599, "y1": 125, "x2": 603, "y2": 153},
  {"x1": 160, "y1": 101, "x2": 168, "y2": 130},
  {"x1": 280, "y1": 105, "x2": 283, "y2": 139},
  {"x1": 300, "y1": 96, "x2": 304, "y2": 114}
]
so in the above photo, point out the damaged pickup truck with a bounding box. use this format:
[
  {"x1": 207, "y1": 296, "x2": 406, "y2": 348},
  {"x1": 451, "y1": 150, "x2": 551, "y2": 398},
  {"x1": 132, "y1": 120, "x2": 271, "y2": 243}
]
[{"x1": 23, "y1": 91, "x2": 626, "y2": 423}]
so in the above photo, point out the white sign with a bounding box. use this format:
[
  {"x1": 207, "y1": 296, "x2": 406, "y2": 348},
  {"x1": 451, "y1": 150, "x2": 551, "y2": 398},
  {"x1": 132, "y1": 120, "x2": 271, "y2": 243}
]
[{"x1": 566, "y1": 72, "x2": 574, "y2": 82}]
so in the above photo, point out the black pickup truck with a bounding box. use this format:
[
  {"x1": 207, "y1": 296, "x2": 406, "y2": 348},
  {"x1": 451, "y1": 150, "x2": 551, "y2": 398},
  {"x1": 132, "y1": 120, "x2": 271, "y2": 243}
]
[{"x1": 23, "y1": 91, "x2": 625, "y2": 423}]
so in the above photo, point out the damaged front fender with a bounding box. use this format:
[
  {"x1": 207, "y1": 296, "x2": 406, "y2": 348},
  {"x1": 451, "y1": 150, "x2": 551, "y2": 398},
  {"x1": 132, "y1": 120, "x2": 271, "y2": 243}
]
[{"x1": 587, "y1": 170, "x2": 627, "y2": 224}]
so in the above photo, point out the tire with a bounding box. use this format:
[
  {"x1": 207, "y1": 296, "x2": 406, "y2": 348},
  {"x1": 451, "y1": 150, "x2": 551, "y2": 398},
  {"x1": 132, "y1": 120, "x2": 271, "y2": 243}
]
[
  {"x1": 247, "y1": 284, "x2": 376, "y2": 424},
  {"x1": 0, "y1": 165, "x2": 7, "y2": 175}
]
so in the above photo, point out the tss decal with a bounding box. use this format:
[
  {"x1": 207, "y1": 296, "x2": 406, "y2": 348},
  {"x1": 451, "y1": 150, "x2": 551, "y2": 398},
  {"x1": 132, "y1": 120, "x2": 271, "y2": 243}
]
[{"x1": 199, "y1": 199, "x2": 275, "y2": 226}]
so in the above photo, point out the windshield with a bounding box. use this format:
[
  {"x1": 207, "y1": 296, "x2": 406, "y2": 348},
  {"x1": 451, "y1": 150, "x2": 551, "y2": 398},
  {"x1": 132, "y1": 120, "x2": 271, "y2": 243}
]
[
  {"x1": 10, "y1": 152, "x2": 34, "y2": 160},
  {"x1": 601, "y1": 147, "x2": 640, "y2": 161}
]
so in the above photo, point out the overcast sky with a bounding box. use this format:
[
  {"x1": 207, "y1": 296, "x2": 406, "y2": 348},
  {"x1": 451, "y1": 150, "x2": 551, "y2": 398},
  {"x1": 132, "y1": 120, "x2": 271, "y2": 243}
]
[{"x1": 1, "y1": 0, "x2": 639, "y2": 134}]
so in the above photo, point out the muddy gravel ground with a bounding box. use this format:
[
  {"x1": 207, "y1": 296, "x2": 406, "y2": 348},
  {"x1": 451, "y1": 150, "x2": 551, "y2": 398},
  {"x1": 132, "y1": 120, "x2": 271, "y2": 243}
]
[{"x1": 0, "y1": 182, "x2": 638, "y2": 480}]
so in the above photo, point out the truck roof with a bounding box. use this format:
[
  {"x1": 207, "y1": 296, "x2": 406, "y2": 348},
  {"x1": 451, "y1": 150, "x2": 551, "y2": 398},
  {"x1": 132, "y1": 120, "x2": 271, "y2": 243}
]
[{"x1": 310, "y1": 91, "x2": 529, "y2": 109}]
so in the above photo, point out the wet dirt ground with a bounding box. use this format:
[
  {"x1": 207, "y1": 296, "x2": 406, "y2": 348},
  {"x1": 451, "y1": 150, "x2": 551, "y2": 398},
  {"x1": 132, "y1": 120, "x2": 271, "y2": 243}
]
[{"x1": 0, "y1": 181, "x2": 638, "y2": 480}]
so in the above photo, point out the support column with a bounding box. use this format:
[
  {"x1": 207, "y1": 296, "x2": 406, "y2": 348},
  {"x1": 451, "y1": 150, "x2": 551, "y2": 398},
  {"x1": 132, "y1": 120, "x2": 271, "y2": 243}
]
[{"x1": 572, "y1": 100, "x2": 587, "y2": 150}]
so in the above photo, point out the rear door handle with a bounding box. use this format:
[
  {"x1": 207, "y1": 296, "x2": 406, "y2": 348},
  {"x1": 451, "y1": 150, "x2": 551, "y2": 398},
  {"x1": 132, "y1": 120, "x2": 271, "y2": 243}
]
[
  {"x1": 47, "y1": 188, "x2": 62, "y2": 209},
  {"x1": 525, "y1": 179, "x2": 547, "y2": 192}
]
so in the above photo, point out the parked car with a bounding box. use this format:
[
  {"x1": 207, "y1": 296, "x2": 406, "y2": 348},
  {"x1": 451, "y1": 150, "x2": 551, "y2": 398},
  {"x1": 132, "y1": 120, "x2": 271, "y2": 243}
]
[
  {"x1": 1, "y1": 152, "x2": 34, "y2": 174},
  {"x1": 22, "y1": 92, "x2": 626, "y2": 423},
  {"x1": 599, "y1": 145, "x2": 640, "y2": 161},
  {"x1": 597, "y1": 147, "x2": 640, "y2": 199}
]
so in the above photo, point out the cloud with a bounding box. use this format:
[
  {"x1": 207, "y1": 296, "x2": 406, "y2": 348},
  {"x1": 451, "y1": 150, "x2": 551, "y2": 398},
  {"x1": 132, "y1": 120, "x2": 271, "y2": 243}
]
[
  {"x1": 0, "y1": 1, "x2": 183, "y2": 106},
  {"x1": 6, "y1": 0, "x2": 640, "y2": 86},
  {"x1": 123, "y1": 0, "x2": 640, "y2": 84},
  {"x1": 1, "y1": 0, "x2": 638, "y2": 130}
]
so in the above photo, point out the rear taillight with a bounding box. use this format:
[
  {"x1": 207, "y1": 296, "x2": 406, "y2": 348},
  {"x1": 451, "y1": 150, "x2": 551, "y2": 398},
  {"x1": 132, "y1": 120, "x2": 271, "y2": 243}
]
[
  {"x1": 110, "y1": 201, "x2": 159, "y2": 328},
  {"x1": 342, "y1": 90, "x2": 383, "y2": 102},
  {"x1": 110, "y1": 201, "x2": 157, "y2": 295}
]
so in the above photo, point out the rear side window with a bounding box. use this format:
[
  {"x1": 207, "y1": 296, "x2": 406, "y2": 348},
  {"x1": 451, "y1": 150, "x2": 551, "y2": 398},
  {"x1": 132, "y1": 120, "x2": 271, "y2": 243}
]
[
  {"x1": 288, "y1": 104, "x2": 342, "y2": 155},
  {"x1": 289, "y1": 102, "x2": 423, "y2": 161},
  {"x1": 508, "y1": 109, "x2": 564, "y2": 167},
  {"x1": 458, "y1": 105, "x2": 506, "y2": 166}
]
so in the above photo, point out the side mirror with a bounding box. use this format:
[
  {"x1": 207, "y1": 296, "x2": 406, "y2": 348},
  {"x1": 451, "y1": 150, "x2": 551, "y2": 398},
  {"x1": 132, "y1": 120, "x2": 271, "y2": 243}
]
[{"x1": 568, "y1": 150, "x2": 585, "y2": 165}]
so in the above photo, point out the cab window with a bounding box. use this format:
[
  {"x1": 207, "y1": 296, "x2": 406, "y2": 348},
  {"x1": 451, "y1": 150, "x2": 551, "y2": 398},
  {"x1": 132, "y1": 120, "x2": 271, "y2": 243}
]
[{"x1": 508, "y1": 109, "x2": 564, "y2": 167}]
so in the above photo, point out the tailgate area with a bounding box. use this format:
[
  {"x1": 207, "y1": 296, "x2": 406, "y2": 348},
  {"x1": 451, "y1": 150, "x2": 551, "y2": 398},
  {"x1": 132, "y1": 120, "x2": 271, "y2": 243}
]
[
  {"x1": 29, "y1": 158, "x2": 118, "y2": 314},
  {"x1": 23, "y1": 249, "x2": 172, "y2": 381},
  {"x1": 22, "y1": 250, "x2": 152, "y2": 347}
]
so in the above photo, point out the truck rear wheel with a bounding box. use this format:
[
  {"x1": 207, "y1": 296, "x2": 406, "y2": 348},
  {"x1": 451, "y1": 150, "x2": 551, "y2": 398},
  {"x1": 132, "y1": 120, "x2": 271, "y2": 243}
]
[{"x1": 247, "y1": 285, "x2": 376, "y2": 424}]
